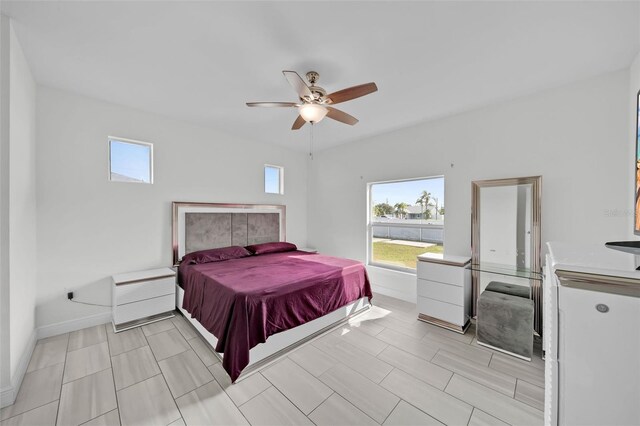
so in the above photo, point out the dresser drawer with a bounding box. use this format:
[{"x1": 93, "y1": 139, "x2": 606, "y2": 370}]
[
  {"x1": 417, "y1": 261, "x2": 467, "y2": 286},
  {"x1": 113, "y1": 294, "x2": 175, "y2": 325},
  {"x1": 417, "y1": 296, "x2": 466, "y2": 326},
  {"x1": 114, "y1": 276, "x2": 175, "y2": 305},
  {"x1": 417, "y1": 279, "x2": 463, "y2": 305}
]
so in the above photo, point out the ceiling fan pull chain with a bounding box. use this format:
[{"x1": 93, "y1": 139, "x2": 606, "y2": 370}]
[{"x1": 309, "y1": 123, "x2": 314, "y2": 160}]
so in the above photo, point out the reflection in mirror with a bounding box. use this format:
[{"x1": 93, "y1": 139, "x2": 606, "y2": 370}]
[{"x1": 479, "y1": 184, "x2": 531, "y2": 268}]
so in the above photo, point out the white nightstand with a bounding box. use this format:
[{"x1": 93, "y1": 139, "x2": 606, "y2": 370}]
[
  {"x1": 416, "y1": 253, "x2": 471, "y2": 334},
  {"x1": 112, "y1": 267, "x2": 176, "y2": 332}
]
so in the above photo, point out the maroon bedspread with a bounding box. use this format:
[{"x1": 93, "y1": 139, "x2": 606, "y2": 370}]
[{"x1": 180, "y1": 250, "x2": 372, "y2": 381}]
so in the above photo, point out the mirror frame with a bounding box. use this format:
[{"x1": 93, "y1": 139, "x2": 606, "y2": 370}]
[{"x1": 471, "y1": 175, "x2": 542, "y2": 333}]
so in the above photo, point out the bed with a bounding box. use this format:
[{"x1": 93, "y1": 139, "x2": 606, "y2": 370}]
[{"x1": 172, "y1": 202, "x2": 372, "y2": 382}]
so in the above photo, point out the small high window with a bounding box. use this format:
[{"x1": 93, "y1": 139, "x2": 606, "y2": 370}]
[
  {"x1": 109, "y1": 137, "x2": 153, "y2": 184},
  {"x1": 264, "y1": 165, "x2": 284, "y2": 194}
]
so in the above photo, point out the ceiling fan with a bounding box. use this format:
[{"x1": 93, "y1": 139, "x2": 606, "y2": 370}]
[{"x1": 246, "y1": 71, "x2": 378, "y2": 130}]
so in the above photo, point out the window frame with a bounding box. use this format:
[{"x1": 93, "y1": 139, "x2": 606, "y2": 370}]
[
  {"x1": 367, "y1": 175, "x2": 445, "y2": 274},
  {"x1": 264, "y1": 164, "x2": 284, "y2": 195},
  {"x1": 108, "y1": 136, "x2": 154, "y2": 184}
]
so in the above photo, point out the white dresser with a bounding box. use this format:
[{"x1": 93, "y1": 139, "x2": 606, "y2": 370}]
[
  {"x1": 112, "y1": 267, "x2": 176, "y2": 332},
  {"x1": 545, "y1": 242, "x2": 640, "y2": 426},
  {"x1": 416, "y1": 253, "x2": 472, "y2": 333}
]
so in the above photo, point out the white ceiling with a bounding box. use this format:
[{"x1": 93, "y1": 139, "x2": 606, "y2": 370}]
[{"x1": 3, "y1": 1, "x2": 639, "y2": 152}]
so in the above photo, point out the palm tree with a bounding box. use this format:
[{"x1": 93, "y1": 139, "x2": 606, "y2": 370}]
[
  {"x1": 430, "y1": 197, "x2": 439, "y2": 220},
  {"x1": 416, "y1": 191, "x2": 431, "y2": 220},
  {"x1": 394, "y1": 202, "x2": 408, "y2": 219}
]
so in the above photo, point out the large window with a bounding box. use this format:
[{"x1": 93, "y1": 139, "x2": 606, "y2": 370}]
[
  {"x1": 109, "y1": 137, "x2": 153, "y2": 184},
  {"x1": 368, "y1": 176, "x2": 445, "y2": 271}
]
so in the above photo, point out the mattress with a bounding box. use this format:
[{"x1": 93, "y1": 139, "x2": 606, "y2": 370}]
[{"x1": 179, "y1": 250, "x2": 372, "y2": 381}]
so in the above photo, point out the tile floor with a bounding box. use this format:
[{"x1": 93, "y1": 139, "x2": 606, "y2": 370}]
[{"x1": 0, "y1": 293, "x2": 544, "y2": 426}]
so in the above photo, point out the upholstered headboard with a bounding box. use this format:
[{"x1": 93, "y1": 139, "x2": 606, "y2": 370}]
[{"x1": 172, "y1": 202, "x2": 286, "y2": 265}]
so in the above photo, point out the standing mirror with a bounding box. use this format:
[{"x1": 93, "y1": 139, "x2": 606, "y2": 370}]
[{"x1": 471, "y1": 176, "x2": 542, "y2": 336}]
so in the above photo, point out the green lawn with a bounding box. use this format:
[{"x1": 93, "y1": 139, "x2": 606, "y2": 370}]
[{"x1": 372, "y1": 241, "x2": 444, "y2": 269}]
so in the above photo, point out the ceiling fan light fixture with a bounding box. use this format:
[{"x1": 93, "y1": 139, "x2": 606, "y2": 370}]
[
  {"x1": 299, "y1": 103, "x2": 328, "y2": 123},
  {"x1": 247, "y1": 71, "x2": 377, "y2": 129}
]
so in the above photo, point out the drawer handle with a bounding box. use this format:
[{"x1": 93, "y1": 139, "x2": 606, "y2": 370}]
[{"x1": 595, "y1": 304, "x2": 609, "y2": 313}]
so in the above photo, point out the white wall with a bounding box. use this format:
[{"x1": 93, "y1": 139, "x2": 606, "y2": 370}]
[
  {"x1": 35, "y1": 87, "x2": 308, "y2": 328},
  {"x1": 8, "y1": 20, "x2": 37, "y2": 382},
  {"x1": 0, "y1": 15, "x2": 38, "y2": 405},
  {"x1": 0, "y1": 13, "x2": 11, "y2": 394},
  {"x1": 308, "y1": 70, "x2": 630, "y2": 301}
]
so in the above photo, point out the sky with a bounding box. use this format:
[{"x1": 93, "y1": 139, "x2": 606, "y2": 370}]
[
  {"x1": 110, "y1": 140, "x2": 151, "y2": 182},
  {"x1": 371, "y1": 177, "x2": 445, "y2": 207},
  {"x1": 265, "y1": 166, "x2": 281, "y2": 193}
]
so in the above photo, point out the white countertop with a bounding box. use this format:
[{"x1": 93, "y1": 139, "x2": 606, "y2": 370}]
[
  {"x1": 112, "y1": 267, "x2": 176, "y2": 285},
  {"x1": 417, "y1": 253, "x2": 471, "y2": 267},
  {"x1": 547, "y1": 241, "x2": 640, "y2": 280}
]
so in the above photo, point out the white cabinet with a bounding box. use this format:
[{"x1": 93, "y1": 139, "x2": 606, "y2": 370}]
[
  {"x1": 112, "y1": 267, "x2": 176, "y2": 332},
  {"x1": 546, "y1": 242, "x2": 640, "y2": 426},
  {"x1": 416, "y1": 253, "x2": 471, "y2": 333}
]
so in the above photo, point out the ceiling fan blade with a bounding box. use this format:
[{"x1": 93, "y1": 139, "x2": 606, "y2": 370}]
[
  {"x1": 326, "y1": 82, "x2": 378, "y2": 105},
  {"x1": 326, "y1": 107, "x2": 359, "y2": 125},
  {"x1": 283, "y1": 70, "x2": 312, "y2": 99},
  {"x1": 291, "y1": 115, "x2": 306, "y2": 130},
  {"x1": 246, "y1": 102, "x2": 298, "y2": 107}
]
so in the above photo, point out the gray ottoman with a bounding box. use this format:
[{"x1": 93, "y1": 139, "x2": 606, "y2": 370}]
[
  {"x1": 477, "y1": 290, "x2": 534, "y2": 360},
  {"x1": 485, "y1": 281, "x2": 530, "y2": 299}
]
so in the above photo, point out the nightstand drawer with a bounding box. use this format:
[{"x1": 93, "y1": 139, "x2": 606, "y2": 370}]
[
  {"x1": 417, "y1": 278, "x2": 463, "y2": 305},
  {"x1": 417, "y1": 261, "x2": 466, "y2": 286},
  {"x1": 113, "y1": 294, "x2": 175, "y2": 325},
  {"x1": 114, "y1": 276, "x2": 175, "y2": 305},
  {"x1": 417, "y1": 296, "x2": 466, "y2": 326}
]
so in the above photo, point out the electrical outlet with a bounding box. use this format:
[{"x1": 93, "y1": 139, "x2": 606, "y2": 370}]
[{"x1": 67, "y1": 291, "x2": 74, "y2": 300}]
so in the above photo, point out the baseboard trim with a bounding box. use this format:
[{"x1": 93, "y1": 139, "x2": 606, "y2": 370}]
[
  {"x1": 0, "y1": 384, "x2": 15, "y2": 409},
  {"x1": 0, "y1": 330, "x2": 37, "y2": 408},
  {"x1": 37, "y1": 312, "x2": 112, "y2": 340},
  {"x1": 1, "y1": 313, "x2": 112, "y2": 408}
]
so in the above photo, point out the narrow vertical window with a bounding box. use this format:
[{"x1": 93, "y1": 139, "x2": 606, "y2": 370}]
[
  {"x1": 109, "y1": 137, "x2": 153, "y2": 184},
  {"x1": 264, "y1": 165, "x2": 283, "y2": 194}
]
